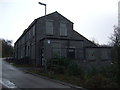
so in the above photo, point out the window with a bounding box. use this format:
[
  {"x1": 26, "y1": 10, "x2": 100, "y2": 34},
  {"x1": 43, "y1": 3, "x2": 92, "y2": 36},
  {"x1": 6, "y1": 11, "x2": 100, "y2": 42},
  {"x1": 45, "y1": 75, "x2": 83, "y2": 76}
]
[
  {"x1": 29, "y1": 30, "x2": 30, "y2": 39},
  {"x1": 52, "y1": 43, "x2": 61, "y2": 57},
  {"x1": 60, "y1": 23, "x2": 67, "y2": 36},
  {"x1": 33, "y1": 25, "x2": 35, "y2": 36},
  {"x1": 46, "y1": 21, "x2": 53, "y2": 35},
  {"x1": 87, "y1": 49, "x2": 96, "y2": 61},
  {"x1": 31, "y1": 44, "x2": 35, "y2": 59},
  {"x1": 21, "y1": 36, "x2": 24, "y2": 44},
  {"x1": 67, "y1": 48, "x2": 75, "y2": 59},
  {"x1": 101, "y1": 50, "x2": 109, "y2": 60}
]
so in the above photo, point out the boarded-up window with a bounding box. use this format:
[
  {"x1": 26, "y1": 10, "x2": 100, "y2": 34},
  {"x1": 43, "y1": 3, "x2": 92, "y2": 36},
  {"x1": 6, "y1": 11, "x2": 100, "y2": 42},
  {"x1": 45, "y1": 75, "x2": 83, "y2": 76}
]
[
  {"x1": 60, "y1": 23, "x2": 67, "y2": 36},
  {"x1": 46, "y1": 21, "x2": 53, "y2": 35},
  {"x1": 31, "y1": 44, "x2": 35, "y2": 59},
  {"x1": 52, "y1": 43, "x2": 61, "y2": 57},
  {"x1": 29, "y1": 30, "x2": 30, "y2": 39},
  {"x1": 33, "y1": 25, "x2": 35, "y2": 36},
  {"x1": 86, "y1": 49, "x2": 96, "y2": 60},
  {"x1": 101, "y1": 50, "x2": 109, "y2": 60},
  {"x1": 26, "y1": 33, "x2": 29, "y2": 41},
  {"x1": 67, "y1": 48, "x2": 75, "y2": 59}
]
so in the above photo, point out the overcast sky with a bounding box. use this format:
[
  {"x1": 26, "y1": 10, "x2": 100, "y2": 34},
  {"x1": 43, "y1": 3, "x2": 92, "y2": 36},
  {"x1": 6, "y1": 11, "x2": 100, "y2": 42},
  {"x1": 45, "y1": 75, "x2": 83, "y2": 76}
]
[{"x1": 0, "y1": 0, "x2": 119, "y2": 45}]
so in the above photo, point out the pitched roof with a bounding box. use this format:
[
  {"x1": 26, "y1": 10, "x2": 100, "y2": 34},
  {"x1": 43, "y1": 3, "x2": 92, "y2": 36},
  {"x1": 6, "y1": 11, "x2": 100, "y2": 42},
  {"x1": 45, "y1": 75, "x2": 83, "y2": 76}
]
[
  {"x1": 15, "y1": 11, "x2": 74, "y2": 44},
  {"x1": 37, "y1": 11, "x2": 74, "y2": 23}
]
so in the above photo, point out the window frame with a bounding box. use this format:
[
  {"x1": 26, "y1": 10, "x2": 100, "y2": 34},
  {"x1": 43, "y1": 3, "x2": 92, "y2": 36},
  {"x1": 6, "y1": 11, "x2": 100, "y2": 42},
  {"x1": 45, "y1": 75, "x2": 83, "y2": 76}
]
[
  {"x1": 46, "y1": 21, "x2": 54, "y2": 35},
  {"x1": 32, "y1": 25, "x2": 35, "y2": 36},
  {"x1": 59, "y1": 22, "x2": 67, "y2": 36}
]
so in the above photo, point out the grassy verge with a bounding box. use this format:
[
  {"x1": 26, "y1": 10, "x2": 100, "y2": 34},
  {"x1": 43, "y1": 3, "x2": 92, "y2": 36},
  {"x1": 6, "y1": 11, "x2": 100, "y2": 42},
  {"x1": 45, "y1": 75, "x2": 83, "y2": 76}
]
[
  {"x1": 5, "y1": 59, "x2": 34, "y2": 68},
  {"x1": 28, "y1": 69, "x2": 85, "y2": 87},
  {"x1": 12, "y1": 63, "x2": 32, "y2": 68}
]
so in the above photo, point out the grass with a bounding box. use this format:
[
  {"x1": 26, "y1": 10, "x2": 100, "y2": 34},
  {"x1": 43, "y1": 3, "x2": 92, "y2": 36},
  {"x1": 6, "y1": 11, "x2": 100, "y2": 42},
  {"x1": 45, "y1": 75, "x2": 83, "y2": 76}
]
[
  {"x1": 20, "y1": 65, "x2": 119, "y2": 88},
  {"x1": 28, "y1": 69, "x2": 85, "y2": 87},
  {"x1": 12, "y1": 63, "x2": 32, "y2": 67},
  {"x1": 5, "y1": 59, "x2": 34, "y2": 68}
]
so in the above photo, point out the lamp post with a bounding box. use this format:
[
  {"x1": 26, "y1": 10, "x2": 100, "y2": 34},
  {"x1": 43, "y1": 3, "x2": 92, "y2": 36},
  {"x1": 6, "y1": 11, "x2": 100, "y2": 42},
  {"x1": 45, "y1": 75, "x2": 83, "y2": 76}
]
[
  {"x1": 38, "y1": 2, "x2": 47, "y2": 71},
  {"x1": 38, "y1": 2, "x2": 46, "y2": 15}
]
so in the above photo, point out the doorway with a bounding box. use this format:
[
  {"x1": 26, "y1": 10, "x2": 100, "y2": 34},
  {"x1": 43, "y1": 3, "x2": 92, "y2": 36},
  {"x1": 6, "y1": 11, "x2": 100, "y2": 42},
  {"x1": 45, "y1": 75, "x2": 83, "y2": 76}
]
[
  {"x1": 40, "y1": 48, "x2": 45, "y2": 66},
  {"x1": 67, "y1": 48, "x2": 75, "y2": 59}
]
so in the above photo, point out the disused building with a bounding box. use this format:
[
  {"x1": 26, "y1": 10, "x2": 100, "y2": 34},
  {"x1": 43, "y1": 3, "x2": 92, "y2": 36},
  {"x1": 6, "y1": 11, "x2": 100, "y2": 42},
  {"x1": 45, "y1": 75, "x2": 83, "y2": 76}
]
[{"x1": 14, "y1": 11, "x2": 112, "y2": 66}]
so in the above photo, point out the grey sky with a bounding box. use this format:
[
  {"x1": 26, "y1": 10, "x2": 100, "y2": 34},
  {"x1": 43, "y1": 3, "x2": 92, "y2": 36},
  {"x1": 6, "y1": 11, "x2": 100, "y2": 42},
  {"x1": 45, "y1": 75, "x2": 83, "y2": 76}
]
[{"x1": 0, "y1": 0, "x2": 119, "y2": 45}]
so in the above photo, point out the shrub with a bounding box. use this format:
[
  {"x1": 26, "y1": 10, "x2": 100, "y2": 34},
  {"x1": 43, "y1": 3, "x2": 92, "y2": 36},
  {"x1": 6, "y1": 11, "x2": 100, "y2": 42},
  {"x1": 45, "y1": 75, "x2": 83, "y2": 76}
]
[
  {"x1": 47, "y1": 57, "x2": 71, "y2": 74},
  {"x1": 47, "y1": 57, "x2": 84, "y2": 75},
  {"x1": 47, "y1": 57, "x2": 71, "y2": 68},
  {"x1": 67, "y1": 62, "x2": 83, "y2": 76},
  {"x1": 99, "y1": 64, "x2": 118, "y2": 82},
  {"x1": 54, "y1": 65, "x2": 65, "y2": 74},
  {"x1": 84, "y1": 73, "x2": 118, "y2": 88},
  {"x1": 87, "y1": 66, "x2": 99, "y2": 77}
]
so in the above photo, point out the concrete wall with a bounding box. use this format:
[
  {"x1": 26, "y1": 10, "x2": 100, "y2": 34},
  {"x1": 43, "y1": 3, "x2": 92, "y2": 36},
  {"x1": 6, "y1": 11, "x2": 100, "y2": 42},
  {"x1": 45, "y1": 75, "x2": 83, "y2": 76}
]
[
  {"x1": 73, "y1": 47, "x2": 112, "y2": 71},
  {"x1": 44, "y1": 39, "x2": 84, "y2": 60},
  {"x1": 85, "y1": 47, "x2": 112, "y2": 61}
]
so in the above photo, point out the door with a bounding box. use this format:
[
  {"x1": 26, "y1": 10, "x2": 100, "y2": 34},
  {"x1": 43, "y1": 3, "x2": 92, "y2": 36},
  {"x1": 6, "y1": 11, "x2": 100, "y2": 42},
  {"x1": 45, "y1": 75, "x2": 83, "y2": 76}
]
[
  {"x1": 67, "y1": 48, "x2": 75, "y2": 59},
  {"x1": 41, "y1": 48, "x2": 45, "y2": 66}
]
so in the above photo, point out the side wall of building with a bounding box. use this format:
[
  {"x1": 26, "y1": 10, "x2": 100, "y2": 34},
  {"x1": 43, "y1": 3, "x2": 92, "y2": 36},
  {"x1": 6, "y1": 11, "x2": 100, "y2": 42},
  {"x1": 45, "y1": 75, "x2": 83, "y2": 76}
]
[
  {"x1": 14, "y1": 21, "x2": 36, "y2": 65},
  {"x1": 85, "y1": 47, "x2": 112, "y2": 61}
]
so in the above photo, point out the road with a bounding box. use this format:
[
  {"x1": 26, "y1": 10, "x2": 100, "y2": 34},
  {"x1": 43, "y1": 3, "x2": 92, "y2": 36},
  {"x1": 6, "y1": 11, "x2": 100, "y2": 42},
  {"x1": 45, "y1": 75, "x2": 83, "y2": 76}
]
[{"x1": 1, "y1": 58, "x2": 71, "y2": 89}]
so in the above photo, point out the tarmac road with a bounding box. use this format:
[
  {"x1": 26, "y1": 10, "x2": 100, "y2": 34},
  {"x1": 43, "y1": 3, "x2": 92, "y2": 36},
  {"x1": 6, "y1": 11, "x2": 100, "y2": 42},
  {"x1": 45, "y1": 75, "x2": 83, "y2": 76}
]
[{"x1": 1, "y1": 59, "x2": 71, "y2": 89}]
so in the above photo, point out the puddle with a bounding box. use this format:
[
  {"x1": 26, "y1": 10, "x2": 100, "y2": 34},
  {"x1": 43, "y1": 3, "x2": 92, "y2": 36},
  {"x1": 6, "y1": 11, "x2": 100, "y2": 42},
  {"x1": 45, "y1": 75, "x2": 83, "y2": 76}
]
[{"x1": 0, "y1": 79, "x2": 17, "y2": 88}]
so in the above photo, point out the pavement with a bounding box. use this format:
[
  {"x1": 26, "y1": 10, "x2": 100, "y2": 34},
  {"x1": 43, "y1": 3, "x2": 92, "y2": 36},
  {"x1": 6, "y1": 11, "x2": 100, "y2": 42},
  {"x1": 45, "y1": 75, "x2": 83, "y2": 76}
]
[{"x1": 1, "y1": 59, "x2": 86, "y2": 90}]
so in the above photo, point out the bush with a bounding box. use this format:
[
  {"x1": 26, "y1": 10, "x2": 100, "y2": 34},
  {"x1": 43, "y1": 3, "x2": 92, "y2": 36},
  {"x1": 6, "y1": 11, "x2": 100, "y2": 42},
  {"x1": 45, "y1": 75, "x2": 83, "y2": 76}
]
[
  {"x1": 84, "y1": 73, "x2": 118, "y2": 88},
  {"x1": 99, "y1": 64, "x2": 119, "y2": 83},
  {"x1": 67, "y1": 62, "x2": 83, "y2": 76},
  {"x1": 47, "y1": 57, "x2": 70, "y2": 67},
  {"x1": 54, "y1": 65, "x2": 65, "y2": 74},
  {"x1": 47, "y1": 57, "x2": 70, "y2": 74},
  {"x1": 47, "y1": 57, "x2": 84, "y2": 75},
  {"x1": 87, "y1": 66, "x2": 99, "y2": 77}
]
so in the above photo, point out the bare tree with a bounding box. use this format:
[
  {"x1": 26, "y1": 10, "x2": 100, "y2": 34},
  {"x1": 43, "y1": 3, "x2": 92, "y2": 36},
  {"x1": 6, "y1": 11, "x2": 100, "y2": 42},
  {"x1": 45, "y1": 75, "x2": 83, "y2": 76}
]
[
  {"x1": 90, "y1": 37, "x2": 100, "y2": 46},
  {"x1": 110, "y1": 25, "x2": 120, "y2": 86},
  {"x1": 110, "y1": 25, "x2": 120, "y2": 46},
  {"x1": 110, "y1": 26, "x2": 120, "y2": 63}
]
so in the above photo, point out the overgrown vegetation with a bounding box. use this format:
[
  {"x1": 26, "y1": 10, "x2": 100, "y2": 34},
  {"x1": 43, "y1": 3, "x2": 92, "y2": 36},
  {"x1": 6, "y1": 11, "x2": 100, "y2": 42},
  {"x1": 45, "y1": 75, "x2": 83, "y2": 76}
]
[
  {"x1": 9, "y1": 56, "x2": 119, "y2": 88},
  {"x1": 46, "y1": 57, "x2": 119, "y2": 88}
]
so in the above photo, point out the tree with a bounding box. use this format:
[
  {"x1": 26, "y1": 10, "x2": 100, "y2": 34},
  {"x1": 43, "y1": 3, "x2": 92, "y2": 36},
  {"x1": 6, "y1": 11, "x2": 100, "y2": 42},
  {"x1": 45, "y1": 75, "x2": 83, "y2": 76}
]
[
  {"x1": 110, "y1": 26, "x2": 120, "y2": 86},
  {"x1": 110, "y1": 25, "x2": 120, "y2": 46},
  {"x1": 110, "y1": 26, "x2": 120, "y2": 63},
  {"x1": 0, "y1": 38, "x2": 14, "y2": 57},
  {"x1": 90, "y1": 37, "x2": 100, "y2": 46}
]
